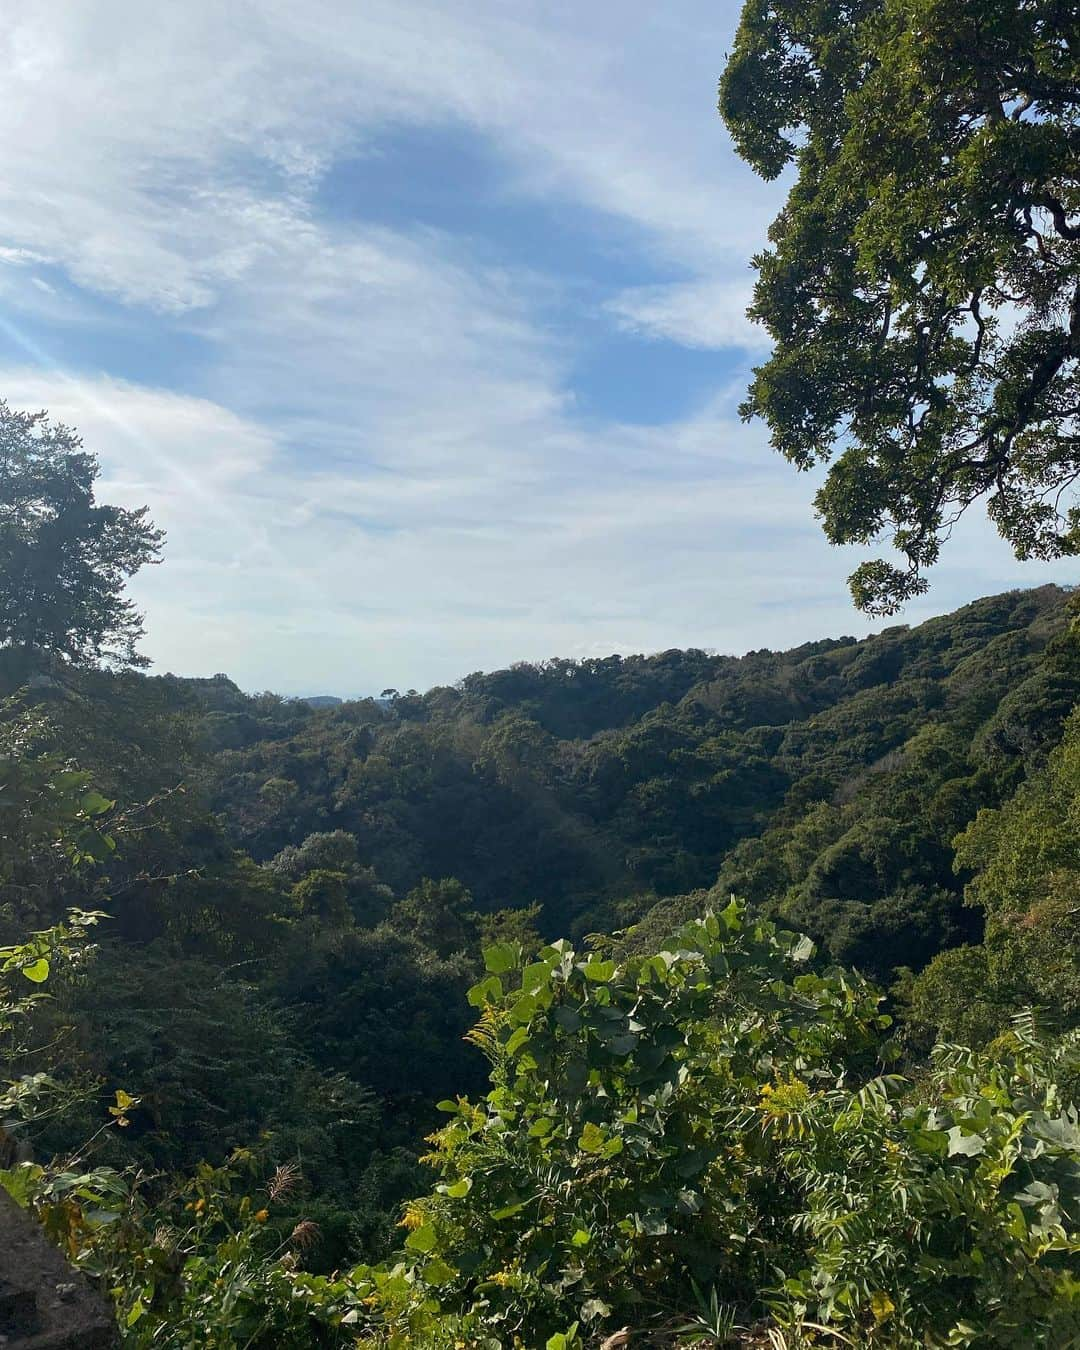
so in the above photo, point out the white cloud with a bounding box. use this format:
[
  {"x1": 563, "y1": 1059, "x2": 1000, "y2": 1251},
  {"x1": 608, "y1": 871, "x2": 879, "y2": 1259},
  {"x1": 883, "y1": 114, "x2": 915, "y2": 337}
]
[
  {"x1": 0, "y1": 3, "x2": 1072, "y2": 694},
  {"x1": 0, "y1": 1, "x2": 769, "y2": 314},
  {"x1": 608, "y1": 278, "x2": 769, "y2": 350},
  {"x1": 0, "y1": 246, "x2": 52, "y2": 266},
  {"x1": 0, "y1": 369, "x2": 280, "y2": 557},
  {"x1": 1, "y1": 360, "x2": 1073, "y2": 695}
]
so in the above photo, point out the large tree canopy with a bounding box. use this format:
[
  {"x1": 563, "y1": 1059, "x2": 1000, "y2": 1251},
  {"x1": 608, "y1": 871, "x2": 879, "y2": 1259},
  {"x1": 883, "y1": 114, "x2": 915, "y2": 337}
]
[
  {"x1": 720, "y1": 0, "x2": 1080, "y2": 612},
  {"x1": 0, "y1": 401, "x2": 164, "y2": 668}
]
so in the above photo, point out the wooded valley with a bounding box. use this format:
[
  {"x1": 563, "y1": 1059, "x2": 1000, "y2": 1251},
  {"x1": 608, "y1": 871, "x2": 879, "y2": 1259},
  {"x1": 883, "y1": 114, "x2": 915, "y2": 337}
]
[
  {"x1": 3, "y1": 0, "x2": 1080, "y2": 1339},
  {"x1": 4, "y1": 582, "x2": 1079, "y2": 1344}
]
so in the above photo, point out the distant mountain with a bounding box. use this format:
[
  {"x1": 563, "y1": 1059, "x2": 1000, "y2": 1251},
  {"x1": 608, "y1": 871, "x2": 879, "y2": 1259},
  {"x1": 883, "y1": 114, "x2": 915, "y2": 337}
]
[{"x1": 300, "y1": 695, "x2": 343, "y2": 708}]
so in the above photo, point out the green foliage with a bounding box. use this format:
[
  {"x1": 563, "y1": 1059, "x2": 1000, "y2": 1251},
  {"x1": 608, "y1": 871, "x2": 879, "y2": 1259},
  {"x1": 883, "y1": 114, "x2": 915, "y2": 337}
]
[
  {"x1": 268, "y1": 830, "x2": 393, "y2": 926},
  {"x1": 3, "y1": 598, "x2": 1080, "y2": 1347},
  {"x1": 0, "y1": 703, "x2": 116, "y2": 933},
  {"x1": 1, "y1": 908, "x2": 106, "y2": 1145},
  {"x1": 209, "y1": 587, "x2": 1074, "y2": 965},
  {"x1": 911, "y1": 703, "x2": 1080, "y2": 1043},
  {"x1": 0, "y1": 401, "x2": 163, "y2": 667},
  {"x1": 7, "y1": 1144, "x2": 357, "y2": 1349},
  {"x1": 343, "y1": 911, "x2": 1080, "y2": 1347},
  {"x1": 275, "y1": 919, "x2": 486, "y2": 1112},
  {"x1": 356, "y1": 904, "x2": 885, "y2": 1342},
  {"x1": 2, "y1": 518, "x2": 1078, "y2": 1349},
  {"x1": 0, "y1": 717, "x2": 117, "y2": 1151},
  {"x1": 0, "y1": 692, "x2": 415, "y2": 1274},
  {"x1": 720, "y1": 0, "x2": 1080, "y2": 612},
  {"x1": 389, "y1": 877, "x2": 482, "y2": 957}
]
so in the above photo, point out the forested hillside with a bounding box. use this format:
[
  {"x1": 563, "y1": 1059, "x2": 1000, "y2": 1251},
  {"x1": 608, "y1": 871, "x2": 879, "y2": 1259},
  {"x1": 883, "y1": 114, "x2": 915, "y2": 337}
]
[
  {"x1": 4, "y1": 0, "x2": 1080, "y2": 1338},
  {"x1": 198, "y1": 583, "x2": 1077, "y2": 981},
  {"x1": 3, "y1": 408, "x2": 1080, "y2": 1344},
  {"x1": 17, "y1": 585, "x2": 1080, "y2": 1194}
]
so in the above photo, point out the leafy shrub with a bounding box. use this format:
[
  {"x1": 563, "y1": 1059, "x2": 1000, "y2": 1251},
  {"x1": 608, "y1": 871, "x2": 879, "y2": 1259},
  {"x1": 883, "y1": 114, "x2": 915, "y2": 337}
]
[{"x1": 342, "y1": 906, "x2": 1080, "y2": 1347}]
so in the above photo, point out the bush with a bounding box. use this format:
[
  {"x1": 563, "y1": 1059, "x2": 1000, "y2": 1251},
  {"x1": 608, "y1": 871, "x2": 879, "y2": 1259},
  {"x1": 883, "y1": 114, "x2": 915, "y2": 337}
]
[{"x1": 340, "y1": 905, "x2": 1080, "y2": 1346}]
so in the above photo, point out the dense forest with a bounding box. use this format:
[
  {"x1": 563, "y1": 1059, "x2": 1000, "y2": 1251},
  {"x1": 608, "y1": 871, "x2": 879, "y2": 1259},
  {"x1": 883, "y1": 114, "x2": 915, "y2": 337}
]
[
  {"x1": 195, "y1": 581, "x2": 1078, "y2": 983},
  {"x1": 4, "y1": 0, "x2": 1080, "y2": 1342},
  {"x1": 4, "y1": 569, "x2": 1080, "y2": 1344}
]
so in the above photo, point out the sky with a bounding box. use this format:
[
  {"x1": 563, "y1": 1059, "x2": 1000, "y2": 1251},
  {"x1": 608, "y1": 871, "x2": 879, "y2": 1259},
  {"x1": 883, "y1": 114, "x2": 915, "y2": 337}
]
[{"x1": 0, "y1": 2, "x2": 1074, "y2": 695}]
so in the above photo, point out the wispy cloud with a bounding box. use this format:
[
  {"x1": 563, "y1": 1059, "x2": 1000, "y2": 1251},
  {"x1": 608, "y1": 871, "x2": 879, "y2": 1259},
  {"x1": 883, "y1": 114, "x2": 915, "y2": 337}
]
[
  {"x1": 0, "y1": 2, "x2": 766, "y2": 312},
  {"x1": 608, "y1": 279, "x2": 769, "y2": 350},
  {"x1": 0, "y1": 3, "x2": 1070, "y2": 693},
  {"x1": 2, "y1": 361, "x2": 1071, "y2": 695}
]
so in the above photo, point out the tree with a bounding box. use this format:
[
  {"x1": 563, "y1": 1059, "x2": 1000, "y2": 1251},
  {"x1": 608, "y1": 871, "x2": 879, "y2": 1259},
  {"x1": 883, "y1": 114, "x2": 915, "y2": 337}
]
[
  {"x1": 267, "y1": 831, "x2": 393, "y2": 926},
  {"x1": 0, "y1": 402, "x2": 164, "y2": 668},
  {"x1": 910, "y1": 702, "x2": 1080, "y2": 1042},
  {"x1": 720, "y1": 0, "x2": 1080, "y2": 613},
  {"x1": 388, "y1": 877, "x2": 478, "y2": 958},
  {"x1": 0, "y1": 703, "x2": 115, "y2": 935},
  {"x1": 267, "y1": 830, "x2": 361, "y2": 883}
]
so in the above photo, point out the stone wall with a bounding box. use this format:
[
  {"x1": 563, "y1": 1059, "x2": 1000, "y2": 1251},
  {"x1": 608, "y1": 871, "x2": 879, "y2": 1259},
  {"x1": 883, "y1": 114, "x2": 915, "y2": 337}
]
[{"x1": 0, "y1": 1188, "x2": 116, "y2": 1348}]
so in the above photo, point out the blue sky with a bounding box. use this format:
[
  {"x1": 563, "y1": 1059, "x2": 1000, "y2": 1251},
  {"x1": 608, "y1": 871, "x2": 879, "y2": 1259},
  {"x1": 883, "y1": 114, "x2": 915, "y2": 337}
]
[{"x1": 0, "y1": 1, "x2": 1073, "y2": 695}]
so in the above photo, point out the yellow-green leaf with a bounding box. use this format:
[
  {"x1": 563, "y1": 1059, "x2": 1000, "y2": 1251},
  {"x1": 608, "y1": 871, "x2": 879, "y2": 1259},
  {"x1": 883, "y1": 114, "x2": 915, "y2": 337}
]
[
  {"x1": 404, "y1": 1223, "x2": 438, "y2": 1254},
  {"x1": 871, "y1": 1291, "x2": 895, "y2": 1323}
]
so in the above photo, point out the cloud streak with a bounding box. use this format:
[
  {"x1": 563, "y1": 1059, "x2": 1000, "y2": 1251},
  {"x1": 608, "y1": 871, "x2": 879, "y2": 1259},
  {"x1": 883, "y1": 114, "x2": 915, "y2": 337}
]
[
  {"x1": 0, "y1": 3, "x2": 1072, "y2": 694},
  {"x1": 1, "y1": 1, "x2": 767, "y2": 312},
  {"x1": 2, "y1": 363, "x2": 1071, "y2": 695}
]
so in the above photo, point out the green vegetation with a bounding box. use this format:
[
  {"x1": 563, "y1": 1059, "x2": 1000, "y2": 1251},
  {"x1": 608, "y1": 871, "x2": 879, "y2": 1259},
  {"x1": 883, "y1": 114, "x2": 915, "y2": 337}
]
[
  {"x1": 720, "y1": 0, "x2": 1080, "y2": 613},
  {"x1": 3, "y1": 565, "x2": 1079, "y2": 1342},
  {"x1": 1, "y1": 0, "x2": 1079, "y2": 1336},
  {"x1": 0, "y1": 400, "x2": 163, "y2": 669},
  {"x1": 907, "y1": 704, "x2": 1080, "y2": 1045},
  {"x1": 200, "y1": 583, "x2": 1077, "y2": 987},
  {"x1": 346, "y1": 911, "x2": 1080, "y2": 1347}
]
